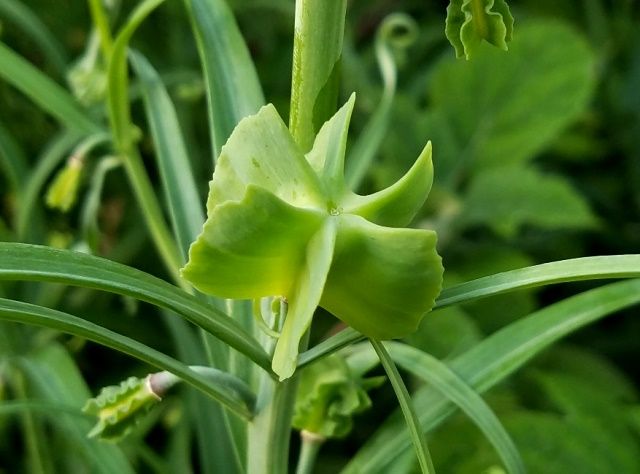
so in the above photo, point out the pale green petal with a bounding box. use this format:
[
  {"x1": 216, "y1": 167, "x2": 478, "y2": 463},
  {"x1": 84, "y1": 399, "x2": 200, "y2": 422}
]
[
  {"x1": 321, "y1": 214, "x2": 443, "y2": 340},
  {"x1": 305, "y1": 94, "x2": 355, "y2": 199},
  {"x1": 342, "y1": 141, "x2": 433, "y2": 227},
  {"x1": 209, "y1": 104, "x2": 323, "y2": 209},
  {"x1": 182, "y1": 185, "x2": 323, "y2": 298},
  {"x1": 272, "y1": 218, "x2": 338, "y2": 380}
]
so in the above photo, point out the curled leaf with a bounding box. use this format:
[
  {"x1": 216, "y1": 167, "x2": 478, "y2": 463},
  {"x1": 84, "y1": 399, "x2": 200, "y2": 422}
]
[
  {"x1": 293, "y1": 354, "x2": 384, "y2": 438},
  {"x1": 445, "y1": 0, "x2": 514, "y2": 60},
  {"x1": 182, "y1": 95, "x2": 443, "y2": 380},
  {"x1": 83, "y1": 375, "x2": 166, "y2": 442},
  {"x1": 45, "y1": 154, "x2": 84, "y2": 212}
]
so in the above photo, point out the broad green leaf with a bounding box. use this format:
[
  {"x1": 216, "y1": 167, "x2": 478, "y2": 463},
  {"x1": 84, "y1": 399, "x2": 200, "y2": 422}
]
[
  {"x1": 0, "y1": 242, "x2": 272, "y2": 373},
  {"x1": 183, "y1": 100, "x2": 443, "y2": 379},
  {"x1": 459, "y1": 166, "x2": 596, "y2": 237},
  {"x1": 322, "y1": 215, "x2": 442, "y2": 340},
  {"x1": 370, "y1": 339, "x2": 435, "y2": 474},
  {"x1": 129, "y1": 51, "x2": 205, "y2": 259},
  {"x1": 342, "y1": 279, "x2": 640, "y2": 473},
  {"x1": 0, "y1": 298, "x2": 255, "y2": 418},
  {"x1": 289, "y1": 0, "x2": 347, "y2": 150},
  {"x1": 0, "y1": 42, "x2": 98, "y2": 135},
  {"x1": 0, "y1": 0, "x2": 67, "y2": 73},
  {"x1": 388, "y1": 342, "x2": 525, "y2": 474},
  {"x1": 445, "y1": 0, "x2": 514, "y2": 60},
  {"x1": 183, "y1": 0, "x2": 265, "y2": 160},
  {"x1": 428, "y1": 21, "x2": 595, "y2": 182}
]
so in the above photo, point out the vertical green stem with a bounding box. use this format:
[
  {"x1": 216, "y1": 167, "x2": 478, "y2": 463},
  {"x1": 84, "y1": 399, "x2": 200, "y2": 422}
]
[
  {"x1": 295, "y1": 431, "x2": 325, "y2": 474},
  {"x1": 289, "y1": 0, "x2": 347, "y2": 151},
  {"x1": 87, "y1": 0, "x2": 114, "y2": 59}
]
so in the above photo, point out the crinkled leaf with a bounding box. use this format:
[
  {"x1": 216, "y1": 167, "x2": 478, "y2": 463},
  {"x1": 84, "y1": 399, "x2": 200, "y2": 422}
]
[
  {"x1": 182, "y1": 186, "x2": 323, "y2": 298},
  {"x1": 83, "y1": 376, "x2": 160, "y2": 442},
  {"x1": 322, "y1": 215, "x2": 442, "y2": 340},
  {"x1": 294, "y1": 354, "x2": 381, "y2": 438},
  {"x1": 445, "y1": 0, "x2": 514, "y2": 60}
]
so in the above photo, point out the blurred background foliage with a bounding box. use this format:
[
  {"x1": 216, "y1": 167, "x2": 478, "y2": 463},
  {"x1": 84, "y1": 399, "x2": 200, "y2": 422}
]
[{"x1": 0, "y1": 0, "x2": 639, "y2": 472}]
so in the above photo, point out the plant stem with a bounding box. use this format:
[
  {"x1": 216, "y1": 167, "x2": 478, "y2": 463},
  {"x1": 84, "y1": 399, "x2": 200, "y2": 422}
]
[
  {"x1": 87, "y1": 0, "x2": 114, "y2": 60},
  {"x1": 289, "y1": 0, "x2": 347, "y2": 150},
  {"x1": 295, "y1": 431, "x2": 325, "y2": 474}
]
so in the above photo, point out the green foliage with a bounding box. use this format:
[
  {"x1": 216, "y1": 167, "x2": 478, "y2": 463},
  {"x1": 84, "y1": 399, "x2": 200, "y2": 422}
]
[
  {"x1": 83, "y1": 376, "x2": 162, "y2": 441},
  {"x1": 445, "y1": 0, "x2": 514, "y2": 60},
  {"x1": 293, "y1": 354, "x2": 382, "y2": 438},
  {"x1": 45, "y1": 155, "x2": 84, "y2": 212}
]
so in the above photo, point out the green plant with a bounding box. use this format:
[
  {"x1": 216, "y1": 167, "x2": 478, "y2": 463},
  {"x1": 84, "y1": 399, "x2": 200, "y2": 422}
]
[{"x1": 1, "y1": 0, "x2": 639, "y2": 473}]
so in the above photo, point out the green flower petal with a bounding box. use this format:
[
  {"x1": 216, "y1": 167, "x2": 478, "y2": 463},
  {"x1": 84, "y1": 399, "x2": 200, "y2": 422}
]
[
  {"x1": 272, "y1": 218, "x2": 338, "y2": 380},
  {"x1": 321, "y1": 214, "x2": 443, "y2": 340},
  {"x1": 305, "y1": 93, "x2": 355, "y2": 199},
  {"x1": 342, "y1": 141, "x2": 433, "y2": 227},
  {"x1": 182, "y1": 185, "x2": 323, "y2": 298},
  {"x1": 209, "y1": 104, "x2": 323, "y2": 209}
]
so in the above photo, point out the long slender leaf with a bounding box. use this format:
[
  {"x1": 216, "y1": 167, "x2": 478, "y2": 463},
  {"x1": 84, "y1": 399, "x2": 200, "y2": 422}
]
[
  {"x1": 19, "y1": 343, "x2": 134, "y2": 474},
  {"x1": 129, "y1": 51, "x2": 205, "y2": 259},
  {"x1": 183, "y1": 0, "x2": 265, "y2": 160},
  {"x1": 388, "y1": 342, "x2": 525, "y2": 474},
  {"x1": 0, "y1": 42, "x2": 98, "y2": 134},
  {"x1": 300, "y1": 255, "x2": 640, "y2": 367},
  {"x1": 107, "y1": 0, "x2": 184, "y2": 283},
  {"x1": 0, "y1": 0, "x2": 67, "y2": 73},
  {"x1": 370, "y1": 339, "x2": 434, "y2": 474},
  {"x1": 0, "y1": 298, "x2": 255, "y2": 418},
  {"x1": 436, "y1": 255, "x2": 640, "y2": 309},
  {"x1": 343, "y1": 279, "x2": 640, "y2": 472},
  {"x1": 0, "y1": 243, "x2": 272, "y2": 373},
  {"x1": 0, "y1": 121, "x2": 29, "y2": 194}
]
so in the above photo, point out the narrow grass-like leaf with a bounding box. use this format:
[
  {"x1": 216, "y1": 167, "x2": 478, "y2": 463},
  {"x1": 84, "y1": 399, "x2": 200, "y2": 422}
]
[
  {"x1": 17, "y1": 344, "x2": 134, "y2": 473},
  {"x1": 0, "y1": 243, "x2": 272, "y2": 373},
  {"x1": 436, "y1": 255, "x2": 640, "y2": 309},
  {"x1": 298, "y1": 328, "x2": 363, "y2": 369},
  {"x1": 0, "y1": 43, "x2": 98, "y2": 134},
  {"x1": 107, "y1": 0, "x2": 185, "y2": 282},
  {"x1": 0, "y1": 0, "x2": 67, "y2": 73},
  {"x1": 0, "y1": 298, "x2": 255, "y2": 418},
  {"x1": 387, "y1": 342, "x2": 525, "y2": 474},
  {"x1": 370, "y1": 339, "x2": 435, "y2": 474},
  {"x1": 129, "y1": 51, "x2": 205, "y2": 258},
  {"x1": 0, "y1": 122, "x2": 29, "y2": 194},
  {"x1": 343, "y1": 279, "x2": 640, "y2": 473},
  {"x1": 183, "y1": 0, "x2": 265, "y2": 160}
]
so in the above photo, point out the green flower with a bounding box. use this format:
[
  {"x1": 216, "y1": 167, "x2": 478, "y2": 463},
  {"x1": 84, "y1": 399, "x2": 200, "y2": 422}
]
[{"x1": 181, "y1": 94, "x2": 443, "y2": 380}]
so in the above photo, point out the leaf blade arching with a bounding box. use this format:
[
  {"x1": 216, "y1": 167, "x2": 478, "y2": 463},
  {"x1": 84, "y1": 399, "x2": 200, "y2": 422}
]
[
  {"x1": 0, "y1": 242, "x2": 272, "y2": 373},
  {"x1": 321, "y1": 214, "x2": 443, "y2": 340},
  {"x1": 388, "y1": 342, "x2": 525, "y2": 474},
  {"x1": 182, "y1": 185, "x2": 324, "y2": 299},
  {"x1": 0, "y1": 298, "x2": 255, "y2": 419}
]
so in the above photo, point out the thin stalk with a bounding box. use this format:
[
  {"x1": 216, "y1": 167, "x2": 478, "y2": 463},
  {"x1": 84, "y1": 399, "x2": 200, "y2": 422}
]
[
  {"x1": 295, "y1": 431, "x2": 325, "y2": 474},
  {"x1": 87, "y1": 0, "x2": 114, "y2": 59},
  {"x1": 370, "y1": 339, "x2": 435, "y2": 474}
]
